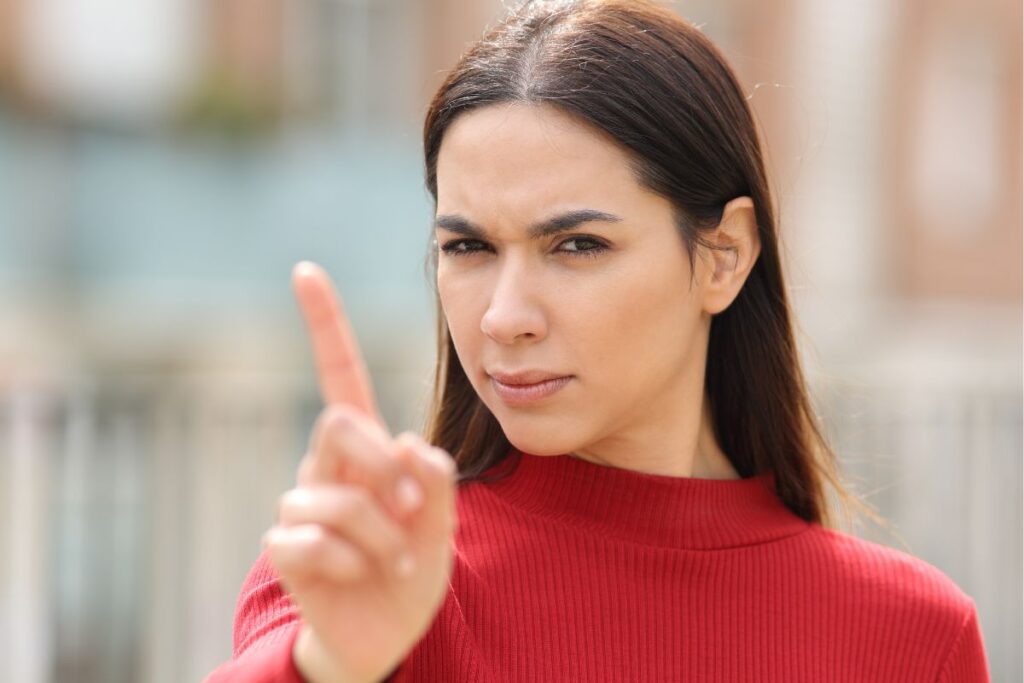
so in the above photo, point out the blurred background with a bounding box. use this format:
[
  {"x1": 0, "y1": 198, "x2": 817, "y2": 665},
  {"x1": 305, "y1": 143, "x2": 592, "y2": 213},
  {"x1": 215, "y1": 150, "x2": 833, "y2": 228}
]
[{"x1": 0, "y1": 0, "x2": 1019, "y2": 681}]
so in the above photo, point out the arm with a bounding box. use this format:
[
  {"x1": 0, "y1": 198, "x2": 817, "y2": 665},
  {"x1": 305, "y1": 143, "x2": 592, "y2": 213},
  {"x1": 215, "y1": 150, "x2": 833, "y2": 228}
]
[
  {"x1": 934, "y1": 603, "x2": 991, "y2": 683},
  {"x1": 203, "y1": 551, "x2": 306, "y2": 683}
]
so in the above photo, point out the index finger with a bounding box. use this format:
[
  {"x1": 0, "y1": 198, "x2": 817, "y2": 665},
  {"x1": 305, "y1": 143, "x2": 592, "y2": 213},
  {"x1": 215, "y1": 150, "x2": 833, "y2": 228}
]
[{"x1": 292, "y1": 261, "x2": 382, "y2": 423}]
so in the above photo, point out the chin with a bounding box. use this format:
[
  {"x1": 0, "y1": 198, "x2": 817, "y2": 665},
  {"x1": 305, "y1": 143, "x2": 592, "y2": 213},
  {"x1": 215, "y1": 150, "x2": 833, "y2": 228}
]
[
  {"x1": 501, "y1": 426, "x2": 582, "y2": 457},
  {"x1": 480, "y1": 395, "x2": 591, "y2": 456}
]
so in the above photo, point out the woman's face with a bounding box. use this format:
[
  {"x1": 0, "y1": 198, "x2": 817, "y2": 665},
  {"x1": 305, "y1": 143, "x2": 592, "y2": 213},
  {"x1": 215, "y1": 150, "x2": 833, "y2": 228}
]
[{"x1": 434, "y1": 102, "x2": 739, "y2": 466}]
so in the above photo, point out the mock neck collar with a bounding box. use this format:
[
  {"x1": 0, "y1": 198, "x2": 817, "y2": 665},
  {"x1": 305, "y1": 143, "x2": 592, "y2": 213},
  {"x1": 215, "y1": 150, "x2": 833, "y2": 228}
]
[{"x1": 484, "y1": 448, "x2": 810, "y2": 550}]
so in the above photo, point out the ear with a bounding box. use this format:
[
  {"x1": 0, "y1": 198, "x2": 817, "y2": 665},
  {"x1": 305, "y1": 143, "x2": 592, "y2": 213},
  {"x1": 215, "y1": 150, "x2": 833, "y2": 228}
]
[{"x1": 700, "y1": 196, "x2": 761, "y2": 316}]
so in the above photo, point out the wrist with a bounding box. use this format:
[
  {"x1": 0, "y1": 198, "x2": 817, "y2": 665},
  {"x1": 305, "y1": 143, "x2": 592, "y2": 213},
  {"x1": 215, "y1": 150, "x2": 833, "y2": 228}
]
[
  {"x1": 292, "y1": 624, "x2": 402, "y2": 683},
  {"x1": 292, "y1": 624, "x2": 364, "y2": 683}
]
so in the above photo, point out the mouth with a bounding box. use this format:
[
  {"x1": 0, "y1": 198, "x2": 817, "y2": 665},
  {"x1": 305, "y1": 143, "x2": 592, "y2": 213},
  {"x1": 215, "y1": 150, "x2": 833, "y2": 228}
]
[
  {"x1": 489, "y1": 374, "x2": 573, "y2": 406},
  {"x1": 487, "y1": 369, "x2": 571, "y2": 385}
]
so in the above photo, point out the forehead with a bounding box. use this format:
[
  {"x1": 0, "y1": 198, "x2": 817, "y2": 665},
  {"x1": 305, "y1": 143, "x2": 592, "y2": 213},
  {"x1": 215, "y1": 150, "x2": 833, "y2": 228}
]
[{"x1": 435, "y1": 103, "x2": 643, "y2": 219}]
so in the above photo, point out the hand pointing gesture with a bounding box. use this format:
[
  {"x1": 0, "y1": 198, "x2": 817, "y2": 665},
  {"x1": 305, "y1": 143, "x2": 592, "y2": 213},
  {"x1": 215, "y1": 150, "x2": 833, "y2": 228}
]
[{"x1": 262, "y1": 261, "x2": 458, "y2": 683}]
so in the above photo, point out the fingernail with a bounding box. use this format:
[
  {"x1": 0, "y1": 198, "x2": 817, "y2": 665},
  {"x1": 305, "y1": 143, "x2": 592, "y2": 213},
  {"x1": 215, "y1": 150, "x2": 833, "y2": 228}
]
[
  {"x1": 395, "y1": 551, "x2": 416, "y2": 578},
  {"x1": 395, "y1": 475, "x2": 423, "y2": 513}
]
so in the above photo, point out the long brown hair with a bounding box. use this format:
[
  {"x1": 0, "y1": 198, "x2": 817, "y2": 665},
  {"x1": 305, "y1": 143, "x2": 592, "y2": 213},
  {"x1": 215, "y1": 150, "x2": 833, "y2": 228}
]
[{"x1": 419, "y1": 0, "x2": 885, "y2": 533}]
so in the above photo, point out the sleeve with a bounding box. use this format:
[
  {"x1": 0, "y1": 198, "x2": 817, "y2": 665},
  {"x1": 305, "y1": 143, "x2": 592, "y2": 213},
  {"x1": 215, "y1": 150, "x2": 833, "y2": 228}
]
[
  {"x1": 389, "y1": 548, "x2": 494, "y2": 682},
  {"x1": 934, "y1": 602, "x2": 991, "y2": 683},
  {"x1": 202, "y1": 550, "x2": 307, "y2": 683}
]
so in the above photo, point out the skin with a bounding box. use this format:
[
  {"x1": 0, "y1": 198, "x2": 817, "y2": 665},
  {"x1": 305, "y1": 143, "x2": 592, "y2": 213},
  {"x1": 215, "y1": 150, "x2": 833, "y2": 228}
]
[{"x1": 434, "y1": 102, "x2": 761, "y2": 480}]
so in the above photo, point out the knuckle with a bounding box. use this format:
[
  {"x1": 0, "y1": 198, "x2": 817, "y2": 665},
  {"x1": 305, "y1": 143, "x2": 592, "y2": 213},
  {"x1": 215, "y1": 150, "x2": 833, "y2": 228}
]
[
  {"x1": 332, "y1": 487, "x2": 371, "y2": 522},
  {"x1": 323, "y1": 412, "x2": 349, "y2": 445},
  {"x1": 383, "y1": 524, "x2": 408, "y2": 553},
  {"x1": 278, "y1": 488, "x2": 308, "y2": 520},
  {"x1": 315, "y1": 404, "x2": 354, "y2": 441},
  {"x1": 341, "y1": 551, "x2": 370, "y2": 580},
  {"x1": 320, "y1": 536, "x2": 368, "y2": 580},
  {"x1": 261, "y1": 527, "x2": 278, "y2": 552},
  {"x1": 386, "y1": 460, "x2": 408, "y2": 488},
  {"x1": 331, "y1": 405, "x2": 356, "y2": 430},
  {"x1": 308, "y1": 411, "x2": 335, "y2": 454},
  {"x1": 325, "y1": 405, "x2": 375, "y2": 450},
  {"x1": 428, "y1": 447, "x2": 457, "y2": 476},
  {"x1": 331, "y1": 403, "x2": 362, "y2": 426},
  {"x1": 294, "y1": 526, "x2": 329, "y2": 564},
  {"x1": 313, "y1": 406, "x2": 339, "y2": 434},
  {"x1": 265, "y1": 530, "x2": 301, "y2": 570}
]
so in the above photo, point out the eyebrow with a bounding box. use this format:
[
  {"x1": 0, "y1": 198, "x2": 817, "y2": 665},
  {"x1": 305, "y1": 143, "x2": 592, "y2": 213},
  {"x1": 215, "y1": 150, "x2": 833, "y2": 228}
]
[{"x1": 433, "y1": 209, "x2": 623, "y2": 240}]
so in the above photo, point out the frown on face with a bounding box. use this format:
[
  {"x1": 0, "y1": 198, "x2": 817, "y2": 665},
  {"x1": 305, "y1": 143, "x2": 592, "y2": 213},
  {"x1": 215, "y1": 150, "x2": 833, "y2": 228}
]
[{"x1": 433, "y1": 102, "x2": 719, "y2": 459}]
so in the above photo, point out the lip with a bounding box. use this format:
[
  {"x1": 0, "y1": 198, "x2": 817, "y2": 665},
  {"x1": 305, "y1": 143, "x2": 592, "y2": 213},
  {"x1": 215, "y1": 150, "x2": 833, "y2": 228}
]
[
  {"x1": 489, "y1": 373, "x2": 573, "y2": 407},
  {"x1": 488, "y1": 369, "x2": 570, "y2": 385}
]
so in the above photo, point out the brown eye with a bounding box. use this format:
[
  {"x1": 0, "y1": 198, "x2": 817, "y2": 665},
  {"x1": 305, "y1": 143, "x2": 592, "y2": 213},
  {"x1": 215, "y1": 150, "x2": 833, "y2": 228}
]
[
  {"x1": 439, "y1": 239, "x2": 490, "y2": 255},
  {"x1": 558, "y1": 236, "x2": 608, "y2": 258}
]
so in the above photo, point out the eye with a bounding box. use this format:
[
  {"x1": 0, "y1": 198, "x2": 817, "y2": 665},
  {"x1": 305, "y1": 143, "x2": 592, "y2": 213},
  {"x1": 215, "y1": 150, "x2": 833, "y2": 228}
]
[
  {"x1": 558, "y1": 236, "x2": 607, "y2": 258},
  {"x1": 438, "y1": 236, "x2": 609, "y2": 259},
  {"x1": 439, "y1": 238, "x2": 490, "y2": 256}
]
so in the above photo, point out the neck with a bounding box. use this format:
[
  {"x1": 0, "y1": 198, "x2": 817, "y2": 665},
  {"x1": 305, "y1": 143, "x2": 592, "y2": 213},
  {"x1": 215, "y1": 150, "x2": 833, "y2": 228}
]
[{"x1": 568, "y1": 390, "x2": 738, "y2": 480}]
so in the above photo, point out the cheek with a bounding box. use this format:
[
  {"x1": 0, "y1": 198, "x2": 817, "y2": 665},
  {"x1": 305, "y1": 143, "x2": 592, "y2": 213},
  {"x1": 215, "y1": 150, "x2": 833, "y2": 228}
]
[
  {"x1": 437, "y1": 272, "x2": 484, "y2": 361},
  {"x1": 572, "y1": 260, "x2": 696, "y2": 389},
  {"x1": 437, "y1": 269, "x2": 468, "y2": 325}
]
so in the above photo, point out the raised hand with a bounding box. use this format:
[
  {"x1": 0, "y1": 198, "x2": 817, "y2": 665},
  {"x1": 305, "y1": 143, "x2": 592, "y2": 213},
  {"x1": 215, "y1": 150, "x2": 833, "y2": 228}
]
[{"x1": 261, "y1": 261, "x2": 458, "y2": 683}]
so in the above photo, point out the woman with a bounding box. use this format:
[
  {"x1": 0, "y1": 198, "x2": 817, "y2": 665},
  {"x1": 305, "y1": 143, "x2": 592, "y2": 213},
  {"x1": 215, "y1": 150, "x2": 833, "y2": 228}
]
[{"x1": 206, "y1": 1, "x2": 991, "y2": 681}]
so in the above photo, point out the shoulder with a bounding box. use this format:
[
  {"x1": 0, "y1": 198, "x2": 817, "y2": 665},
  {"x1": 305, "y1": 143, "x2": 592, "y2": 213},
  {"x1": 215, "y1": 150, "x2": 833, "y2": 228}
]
[
  {"x1": 802, "y1": 525, "x2": 990, "y2": 679},
  {"x1": 800, "y1": 523, "x2": 977, "y2": 623}
]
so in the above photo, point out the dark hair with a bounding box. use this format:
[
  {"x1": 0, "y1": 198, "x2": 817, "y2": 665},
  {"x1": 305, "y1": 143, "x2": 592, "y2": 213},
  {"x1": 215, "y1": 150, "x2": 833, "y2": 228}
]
[{"x1": 419, "y1": 0, "x2": 885, "y2": 532}]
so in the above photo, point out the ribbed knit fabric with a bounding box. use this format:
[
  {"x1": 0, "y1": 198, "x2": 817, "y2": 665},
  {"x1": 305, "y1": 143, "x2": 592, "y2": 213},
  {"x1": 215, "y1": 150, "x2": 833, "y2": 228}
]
[{"x1": 204, "y1": 449, "x2": 991, "y2": 682}]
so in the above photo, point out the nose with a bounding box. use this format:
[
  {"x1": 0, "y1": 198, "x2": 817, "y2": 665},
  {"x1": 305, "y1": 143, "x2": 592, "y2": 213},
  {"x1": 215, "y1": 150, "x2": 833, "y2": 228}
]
[{"x1": 480, "y1": 259, "x2": 547, "y2": 345}]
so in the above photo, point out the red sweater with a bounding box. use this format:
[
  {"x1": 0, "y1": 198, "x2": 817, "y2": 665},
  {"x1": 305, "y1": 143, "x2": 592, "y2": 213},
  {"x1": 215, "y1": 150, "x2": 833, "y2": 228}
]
[{"x1": 205, "y1": 449, "x2": 991, "y2": 682}]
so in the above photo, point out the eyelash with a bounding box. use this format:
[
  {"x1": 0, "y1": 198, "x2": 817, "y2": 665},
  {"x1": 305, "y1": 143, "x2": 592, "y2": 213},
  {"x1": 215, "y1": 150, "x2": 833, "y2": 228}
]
[{"x1": 438, "y1": 236, "x2": 609, "y2": 259}]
